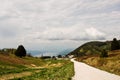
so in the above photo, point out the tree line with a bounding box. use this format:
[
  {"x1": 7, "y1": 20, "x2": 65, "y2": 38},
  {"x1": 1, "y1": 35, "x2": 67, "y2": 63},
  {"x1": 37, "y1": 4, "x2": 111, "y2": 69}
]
[{"x1": 100, "y1": 38, "x2": 120, "y2": 57}]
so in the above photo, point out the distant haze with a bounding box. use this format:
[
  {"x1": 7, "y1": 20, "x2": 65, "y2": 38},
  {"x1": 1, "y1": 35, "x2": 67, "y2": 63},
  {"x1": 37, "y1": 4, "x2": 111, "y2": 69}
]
[{"x1": 27, "y1": 48, "x2": 74, "y2": 57}]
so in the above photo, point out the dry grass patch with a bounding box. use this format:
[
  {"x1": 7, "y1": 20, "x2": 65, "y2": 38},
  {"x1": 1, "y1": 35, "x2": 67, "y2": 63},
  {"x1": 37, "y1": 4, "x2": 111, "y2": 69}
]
[
  {"x1": 77, "y1": 50, "x2": 120, "y2": 75},
  {"x1": 0, "y1": 71, "x2": 32, "y2": 80}
]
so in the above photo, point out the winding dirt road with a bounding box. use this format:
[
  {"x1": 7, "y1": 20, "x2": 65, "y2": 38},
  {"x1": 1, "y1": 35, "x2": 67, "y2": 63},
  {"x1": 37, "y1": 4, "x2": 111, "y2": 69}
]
[{"x1": 71, "y1": 59, "x2": 120, "y2": 80}]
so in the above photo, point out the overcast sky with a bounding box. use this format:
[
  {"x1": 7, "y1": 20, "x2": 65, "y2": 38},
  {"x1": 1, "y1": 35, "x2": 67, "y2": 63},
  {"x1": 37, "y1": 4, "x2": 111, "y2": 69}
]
[{"x1": 0, "y1": 0, "x2": 120, "y2": 51}]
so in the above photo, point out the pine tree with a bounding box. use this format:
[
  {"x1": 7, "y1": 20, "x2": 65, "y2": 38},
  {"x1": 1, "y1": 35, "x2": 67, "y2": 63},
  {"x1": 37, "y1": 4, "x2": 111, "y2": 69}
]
[
  {"x1": 15, "y1": 45, "x2": 26, "y2": 58},
  {"x1": 111, "y1": 38, "x2": 120, "y2": 51}
]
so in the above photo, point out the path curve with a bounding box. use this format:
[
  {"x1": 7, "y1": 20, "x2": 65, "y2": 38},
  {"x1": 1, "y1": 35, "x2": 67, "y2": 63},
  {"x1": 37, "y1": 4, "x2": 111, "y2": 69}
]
[{"x1": 71, "y1": 59, "x2": 120, "y2": 80}]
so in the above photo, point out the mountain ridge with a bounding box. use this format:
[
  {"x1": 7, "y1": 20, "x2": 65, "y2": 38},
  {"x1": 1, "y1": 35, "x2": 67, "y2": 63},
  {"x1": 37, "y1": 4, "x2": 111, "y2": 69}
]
[{"x1": 68, "y1": 40, "x2": 119, "y2": 57}]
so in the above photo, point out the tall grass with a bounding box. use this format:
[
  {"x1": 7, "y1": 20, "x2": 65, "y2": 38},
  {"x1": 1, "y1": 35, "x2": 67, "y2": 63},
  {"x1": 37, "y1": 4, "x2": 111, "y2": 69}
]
[
  {"x1": 0, "y1": 53, "x2": 74, "y2": 79},
  {"x1": 78, "y1": 51, "x2": 120, "y2": 75},
  {"x1": 12, "y1": 62, "x2": 74, "y2": 80},
  {"x1": 0, "y1": 61, "x2": 27, "y2": 75}
]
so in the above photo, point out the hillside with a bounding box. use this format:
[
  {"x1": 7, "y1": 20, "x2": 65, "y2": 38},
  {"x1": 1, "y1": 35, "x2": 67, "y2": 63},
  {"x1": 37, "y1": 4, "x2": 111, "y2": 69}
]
[
  {"x1": 0, "y1": 53, "x2": 74, "y2": 79},
  {"x1": 68, "y1": 41, "x2": 112, "y2": 57},
  {"x1": 68, "y1": 39, "x2": 120, "y2": 76},
  {"x1": 76, "y1": 50, "x2": 120, "y2": 76}
]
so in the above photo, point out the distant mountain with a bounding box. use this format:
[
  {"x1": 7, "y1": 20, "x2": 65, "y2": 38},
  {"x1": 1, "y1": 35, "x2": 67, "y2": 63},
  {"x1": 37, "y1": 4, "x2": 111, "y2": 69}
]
[
  {"x1": 28, "y1": 49, "x2": 74, "y2": 57},
  {"x1": 68, "y1": 41, "x2": 114, "y2": 57},
  {"x1": 59, "y1": 49, "x2": 74, "y2": 55},
  {"x1": 27, "y1": 50, "x2": 43, "y2": 56},
  {"x1": 27, "y1": 50, "x2": 60, "y2": 57}
]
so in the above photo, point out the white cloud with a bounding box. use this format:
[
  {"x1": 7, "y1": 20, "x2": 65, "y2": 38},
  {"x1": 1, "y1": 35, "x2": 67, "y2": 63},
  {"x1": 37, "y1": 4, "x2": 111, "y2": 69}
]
[
  {"x1": 85, "y1": 27, "x2": 106, "y2": 40},
  {"x1": 24, "y1": 26, "x2": 106, "y2": 41},
  {"x1": 0, "y1": 0, "x2": 120, "y2": 50}
]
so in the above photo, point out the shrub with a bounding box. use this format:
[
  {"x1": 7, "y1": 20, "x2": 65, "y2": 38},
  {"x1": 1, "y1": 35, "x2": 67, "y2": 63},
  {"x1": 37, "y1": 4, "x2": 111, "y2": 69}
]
[
  {"x1": 15, "y1": 45, "x2": 26, "y2": 58},
  {"x1": 100, "y1": 50, "x2": 108, "y2": 58}
]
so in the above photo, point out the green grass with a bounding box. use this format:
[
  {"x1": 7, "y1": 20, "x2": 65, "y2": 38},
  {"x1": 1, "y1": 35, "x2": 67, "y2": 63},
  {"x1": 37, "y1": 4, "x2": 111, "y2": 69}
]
[
  {"x1": 0, "y1": 55, "x2": 47, "y2": 76},
  {"x1": 0, "y1": 53, "x2": 74, "y2": 79},
  {"x1": 12, "y1": 61, "x2": 74, "y2": 80},
  {"x1": 0, "y1": 59, "x2": 64, "y2": 76},
  {"x1": 0, "y1": 60, "x2": 42, "y2": 76},
  {"x1": 0, "y1": 61, "x2": 27, "y2": 75}
]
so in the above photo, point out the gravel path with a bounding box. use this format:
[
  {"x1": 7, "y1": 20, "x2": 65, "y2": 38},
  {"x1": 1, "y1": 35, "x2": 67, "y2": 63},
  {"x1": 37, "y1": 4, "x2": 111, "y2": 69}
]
[{"x1": 71, "y1": 59, "x2": 120, "y2": 80}]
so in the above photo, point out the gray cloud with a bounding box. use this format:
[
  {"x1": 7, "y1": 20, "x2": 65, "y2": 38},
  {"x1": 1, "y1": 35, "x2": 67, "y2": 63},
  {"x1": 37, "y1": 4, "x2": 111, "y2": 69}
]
[
  {"x1": 0, "y1": 0, "x2": 120, "y2": 49},
  {"x1": 27, "y1": 27, "x2": 106, "y2": 41},
  {"x1": 0, "y1": 27, "x2": 16, "y2": 37}
]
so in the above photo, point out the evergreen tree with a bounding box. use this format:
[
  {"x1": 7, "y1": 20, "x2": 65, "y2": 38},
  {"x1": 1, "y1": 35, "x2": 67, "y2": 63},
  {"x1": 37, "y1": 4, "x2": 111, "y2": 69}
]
[
  {"x1": 111, "y1": 38, "x2": 120, "y2": 50},
  {"x1": 15, "y1": 45, "x2": 26, "y2": 58}
]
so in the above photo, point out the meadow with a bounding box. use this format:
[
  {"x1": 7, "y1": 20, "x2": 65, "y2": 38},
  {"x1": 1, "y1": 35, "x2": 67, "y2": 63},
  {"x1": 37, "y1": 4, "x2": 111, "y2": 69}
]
[{"x1": 0, "y1": 53, "x2": 74, "y2": 80}]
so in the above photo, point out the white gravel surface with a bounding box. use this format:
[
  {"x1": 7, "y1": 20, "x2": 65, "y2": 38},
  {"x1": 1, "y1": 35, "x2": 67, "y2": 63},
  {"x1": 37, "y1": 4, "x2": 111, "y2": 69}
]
[{"x1": 71, "y1": 59, "x2": 120, "y2": 80}]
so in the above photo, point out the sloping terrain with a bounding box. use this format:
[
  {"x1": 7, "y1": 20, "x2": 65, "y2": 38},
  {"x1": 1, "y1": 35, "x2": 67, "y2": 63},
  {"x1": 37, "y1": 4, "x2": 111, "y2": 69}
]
[
  {"x1": 76, "y1": 50, "x2": 120, "y2": 76},
  {"x1": 68, "y1": 40, "x2": 120, "y2": 76},
  {"x1": 68, "y1": 41, "x2": 114, "y2": 57},
  {"x1": 0, "y1": 53, "x2": 74, "y2": 80}
]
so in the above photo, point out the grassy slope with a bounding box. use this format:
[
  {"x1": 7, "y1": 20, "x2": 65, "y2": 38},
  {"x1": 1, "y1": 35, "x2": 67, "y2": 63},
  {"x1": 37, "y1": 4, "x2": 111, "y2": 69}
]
[
  {"x1": 0, "y1": 53, "x2": 74, "y2": 79},
  {"x1": 68, "y1": 41, "x2": 111, "y2": 57},
  {"x1": 13, "y1": 62, "x2": 74, "y2": 80},
  {"x1": 76, "y1": 50, "x2": 120, "y2": 76},
  {"x1": 0, "y1": 53, "x2": 47, "y2": 75},
  {"x1": 68, "y1": 40, "x2": 120, "y2": 76}
]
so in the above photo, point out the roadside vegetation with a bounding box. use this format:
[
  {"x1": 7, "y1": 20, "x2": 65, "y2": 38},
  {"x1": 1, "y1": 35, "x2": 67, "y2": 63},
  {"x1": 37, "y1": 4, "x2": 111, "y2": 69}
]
[
  {"x1": 12, "y1": 61, "x2": 74, "y2": 80},
  {"x1": 0, "y1": 53, "x2": 74, "y2": 80},
  {"x1": 76, "y1": 50, "x2": 120, "y2": 75}
]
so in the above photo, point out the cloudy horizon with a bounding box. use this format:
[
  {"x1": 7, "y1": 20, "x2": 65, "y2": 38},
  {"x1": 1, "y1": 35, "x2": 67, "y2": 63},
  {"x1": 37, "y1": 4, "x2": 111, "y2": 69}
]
[{"x1": 0, "y1": 0, "x2": 120, "y2": 52}]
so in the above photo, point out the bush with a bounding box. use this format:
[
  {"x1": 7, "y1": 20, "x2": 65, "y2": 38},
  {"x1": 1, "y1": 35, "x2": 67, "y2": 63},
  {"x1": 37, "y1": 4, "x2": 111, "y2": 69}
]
[
  {"x1": 100, "y1": 50, "x2": 108, "y2": 58},
  {"x1": 15, "y1": 45, "x2": 26, "y2": 58}
]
